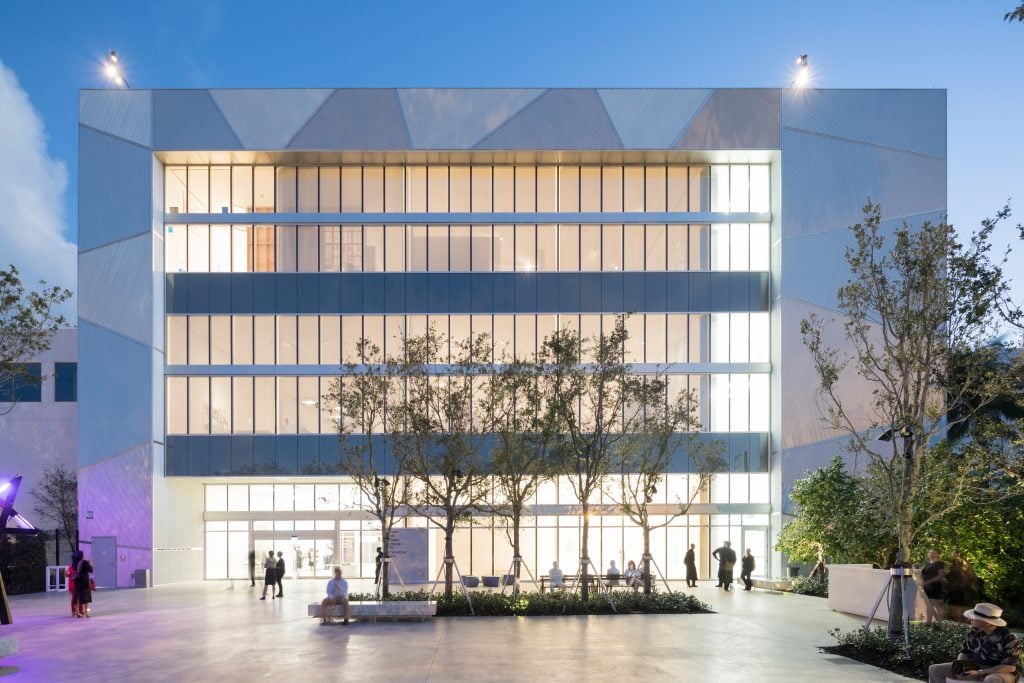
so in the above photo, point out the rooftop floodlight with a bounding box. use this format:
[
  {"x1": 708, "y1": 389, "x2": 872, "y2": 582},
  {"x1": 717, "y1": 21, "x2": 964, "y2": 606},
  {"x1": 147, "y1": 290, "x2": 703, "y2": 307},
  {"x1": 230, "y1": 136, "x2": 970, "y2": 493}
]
[
  {"x1": 793, "y1": 54, "x2": 810, "y2": 89},
  {"x1": 104, "y1": 50, "x2": 131, "y2": 88}
]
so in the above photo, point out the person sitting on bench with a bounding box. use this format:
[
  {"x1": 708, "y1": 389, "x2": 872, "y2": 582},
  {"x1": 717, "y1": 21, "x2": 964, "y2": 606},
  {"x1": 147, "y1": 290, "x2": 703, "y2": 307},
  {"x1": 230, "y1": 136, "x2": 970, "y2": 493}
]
[
  {"x1": 320, "y1": 567, "x2": 351, "y2": 625},
  {"x1": 548, "y1": 561, "x2": 565, "y2": 590}
]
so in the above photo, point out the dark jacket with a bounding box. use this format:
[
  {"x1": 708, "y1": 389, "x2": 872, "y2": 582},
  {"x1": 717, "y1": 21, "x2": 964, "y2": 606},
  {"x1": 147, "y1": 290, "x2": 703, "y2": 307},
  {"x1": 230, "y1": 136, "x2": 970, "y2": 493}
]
[
  {"x1": 741, "y1": 555, "x2": 755, "y2": 573},
  {"x1": 276, "y1": 557, "x2": 286, "y2": 579}
]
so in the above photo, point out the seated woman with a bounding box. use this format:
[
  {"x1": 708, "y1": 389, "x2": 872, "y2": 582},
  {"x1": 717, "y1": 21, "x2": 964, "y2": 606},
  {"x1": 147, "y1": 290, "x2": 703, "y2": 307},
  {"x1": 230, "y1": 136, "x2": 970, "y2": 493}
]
[{"x1": 624, "y1": 560, "x2": 642, "y2": 592}]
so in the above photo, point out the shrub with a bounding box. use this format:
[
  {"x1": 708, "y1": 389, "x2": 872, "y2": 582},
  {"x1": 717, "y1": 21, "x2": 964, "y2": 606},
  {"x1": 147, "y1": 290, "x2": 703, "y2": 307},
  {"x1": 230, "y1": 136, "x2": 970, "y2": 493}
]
[
  {"x1": 826, "y1": 621, "x2": 970, "y2": 680},
  {"x1": 790, "y1": 574, "x2": 828, "y2": 597},
  {"x1": 351, "y1": 588, "x2": 710, "y2": 617}
]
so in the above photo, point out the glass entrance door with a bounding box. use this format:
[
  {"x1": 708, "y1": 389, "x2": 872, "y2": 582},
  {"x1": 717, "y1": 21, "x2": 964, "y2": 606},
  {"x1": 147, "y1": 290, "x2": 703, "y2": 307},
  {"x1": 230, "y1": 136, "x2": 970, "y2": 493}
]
[
  {"x1": 742, "y1": 527, "x2": 768, "y2": 578},
  {"x1": 253, "y1": 533, "x2": 336, "y2": 579}
]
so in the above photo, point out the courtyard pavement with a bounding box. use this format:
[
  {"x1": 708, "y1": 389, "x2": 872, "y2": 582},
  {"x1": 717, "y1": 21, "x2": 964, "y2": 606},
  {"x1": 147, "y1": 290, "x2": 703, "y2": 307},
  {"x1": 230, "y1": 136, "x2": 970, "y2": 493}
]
[{"x1": 0, "y1": 578, "x2": 912, "y2": 681}]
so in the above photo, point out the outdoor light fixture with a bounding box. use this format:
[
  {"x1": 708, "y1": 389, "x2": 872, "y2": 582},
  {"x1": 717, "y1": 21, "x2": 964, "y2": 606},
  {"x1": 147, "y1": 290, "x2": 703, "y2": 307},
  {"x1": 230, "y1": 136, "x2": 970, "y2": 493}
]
[
  {"x1": 104, "y1": 51, "x2": 131, "y2": 88},
  {"x1": 793, "y1": 54, "x2": 810, "y2": 88}
]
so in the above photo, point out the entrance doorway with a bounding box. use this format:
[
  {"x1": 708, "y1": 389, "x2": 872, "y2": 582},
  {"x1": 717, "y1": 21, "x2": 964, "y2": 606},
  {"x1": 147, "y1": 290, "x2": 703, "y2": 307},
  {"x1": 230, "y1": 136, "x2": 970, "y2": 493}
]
[
  {"x1": 742, "y1": 527, "x2": 769, "y2": 578},
  {"x1": 253, "y1": 534, "x2": 336, "y2": 580}
]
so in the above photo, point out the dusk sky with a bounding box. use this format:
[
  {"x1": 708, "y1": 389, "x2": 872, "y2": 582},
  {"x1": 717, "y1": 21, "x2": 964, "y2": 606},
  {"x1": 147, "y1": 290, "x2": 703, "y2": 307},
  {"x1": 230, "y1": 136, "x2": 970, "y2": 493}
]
[{"x1": 0, "y1": 1, "x2": 1021, "y2": 316}]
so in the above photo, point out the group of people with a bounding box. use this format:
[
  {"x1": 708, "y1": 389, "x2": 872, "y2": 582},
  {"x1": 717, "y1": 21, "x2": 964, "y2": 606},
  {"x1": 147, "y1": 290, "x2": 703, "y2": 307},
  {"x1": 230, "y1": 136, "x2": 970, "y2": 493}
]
[
  {"x1": 65, "y1": 550, "x2": 94, "y2": 618},
  {"x1": 712, "y1": 541, "x2": 756, "y2": 591},
  {"x1": 921, "y1": 548, "x2": 982, "y2": 623},
  {"x1": 250, "y1": 549, "x2": 286, "y2": 599}
]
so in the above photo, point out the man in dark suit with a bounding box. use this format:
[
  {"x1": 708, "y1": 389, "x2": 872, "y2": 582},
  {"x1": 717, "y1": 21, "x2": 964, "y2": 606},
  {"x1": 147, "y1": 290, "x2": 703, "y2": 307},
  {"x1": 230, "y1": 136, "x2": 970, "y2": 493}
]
[
  {"x1": 275, "y1": 551, "x2": 286, "y2": 598},
  {"x1": 712, "y1": 541, "x2": 737, "y2": 591},
  {"x1": 248, "y1": 549, "x2": 256, "y2": 587},
  {"x1": 740, "y1": 549, "x2": 755, "y2": 590}
]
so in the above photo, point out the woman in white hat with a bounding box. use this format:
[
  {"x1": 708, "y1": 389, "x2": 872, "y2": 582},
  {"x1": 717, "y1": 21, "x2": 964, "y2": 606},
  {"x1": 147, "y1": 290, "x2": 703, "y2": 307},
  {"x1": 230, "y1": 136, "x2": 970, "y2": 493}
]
[{"x1": 927, "y1": 602, "x2": 1020, "y2": 682}]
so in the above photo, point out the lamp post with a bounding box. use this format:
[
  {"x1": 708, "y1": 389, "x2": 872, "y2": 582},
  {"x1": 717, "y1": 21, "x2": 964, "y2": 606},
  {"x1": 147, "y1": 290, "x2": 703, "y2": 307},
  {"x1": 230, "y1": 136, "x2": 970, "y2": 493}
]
[
  {"x1": 792, "y1": 54, "x2": 810, "y2": 89},
  {"x1": 104, "y1": 51, "x2": 131, "y2": 88}
]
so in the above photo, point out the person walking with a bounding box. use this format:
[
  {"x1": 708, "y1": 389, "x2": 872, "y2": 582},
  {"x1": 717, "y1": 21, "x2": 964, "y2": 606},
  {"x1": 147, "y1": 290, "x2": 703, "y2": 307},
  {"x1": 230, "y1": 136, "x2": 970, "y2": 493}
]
[
  {"x1": 740, "y1": 549, "x2": 755, "y2": 591},
  {"x1": 72, "y1": 554, "x2": 94, "y2": 618},
  {"x1": 260, "y1": 550, "x2": 276, "y2": 600},
  {"x1": 248, "y1": 549, "x2": 256, "y2": 587},
  {"x1": 712, "y1": 541, "x2": 737, "y2": 591},
  {"x1": 66, "y1": 550, "x2": 83, "y2": 617},
  {"x1": 375, "y1": 547, "x2": 383, "y2": 585},
  {"x1": 275, "y1": 551, "x2": 286, "y2": 598},
  {"x1": 684, "y1": 544, "x2": 698, "y2": 587},
  {"x1": 320, "y1": 566, "x2": 351, "y2": 625}
]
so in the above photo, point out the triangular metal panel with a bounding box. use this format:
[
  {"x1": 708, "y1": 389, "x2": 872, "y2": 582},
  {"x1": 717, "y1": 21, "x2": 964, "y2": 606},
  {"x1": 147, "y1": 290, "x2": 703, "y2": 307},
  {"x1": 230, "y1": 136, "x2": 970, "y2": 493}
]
[
  {"x1": 782, "y1": 89, "x2": 946, "y2": 157},
  {"x1": 288, "y1": 89, "x2": 412, "y2": 150},
  {"x1": 79, "y1": 233, "x2": 153, "y2": 347},
  {"x1": 78, "y1": 444, "x2": 153, "y2": 547},
  {"x1": 78, "y1": 321, "x2": 153, "y2": 467},
  {"x1": 778, "y1": 297, "x2": 878, "y2": 450},
  {"x1": 475, "y1": 89, "x2": 623, "y2": 150},
  {"x1": 398, "y1": 89, "x2": 545, "y2": 149},
  {"x1": 79, "y1": 90, "x2": 153, "y2": 148},
  {"x1": 78, "y1": 127, "x2": 153, "y2": 251},
  {"x1": 210, "y1": 89, "x2": 333, "y2": 149},
  {"x1": 675, "y1": 89, "x2": 781, "y2": 150},
  {"x1": 781, "y1": 129, "x2": 946, "y2": 237},
  {"x1": 780, "y1": 211, "x2": 944, "y2": 312},
  {"x1": 598, "y1": 89, "x2": 711, "y2": 149},
  {"x1": 152, "y1": 90, "x2": 243, "y2": 150}
]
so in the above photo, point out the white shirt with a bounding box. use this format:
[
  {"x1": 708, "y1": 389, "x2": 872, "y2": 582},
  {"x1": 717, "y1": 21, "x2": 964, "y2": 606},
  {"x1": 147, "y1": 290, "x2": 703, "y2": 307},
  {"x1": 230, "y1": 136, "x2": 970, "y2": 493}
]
[{"x1": 326, "y1": 576, "x2": 349, "y2": 599}]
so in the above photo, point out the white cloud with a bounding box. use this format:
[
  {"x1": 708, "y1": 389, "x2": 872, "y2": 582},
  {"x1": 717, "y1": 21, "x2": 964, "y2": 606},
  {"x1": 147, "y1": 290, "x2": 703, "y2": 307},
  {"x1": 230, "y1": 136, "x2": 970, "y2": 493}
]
[{"x1": 0, "y1": 60, "x2": 76, "y2": 320}]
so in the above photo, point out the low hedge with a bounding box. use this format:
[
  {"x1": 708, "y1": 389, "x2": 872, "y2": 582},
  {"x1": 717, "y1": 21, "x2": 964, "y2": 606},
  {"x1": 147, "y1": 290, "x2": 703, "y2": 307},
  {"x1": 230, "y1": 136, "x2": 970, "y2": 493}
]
[
  {"x1": 790, "y1": 574, "x2": 828, "y2": 598},
  {"x1": 349, "y1": 588, "x2": 711, "y2": 617},
  {"x1": 824, "y1": 621, "x2": 971, "y2": 680}
]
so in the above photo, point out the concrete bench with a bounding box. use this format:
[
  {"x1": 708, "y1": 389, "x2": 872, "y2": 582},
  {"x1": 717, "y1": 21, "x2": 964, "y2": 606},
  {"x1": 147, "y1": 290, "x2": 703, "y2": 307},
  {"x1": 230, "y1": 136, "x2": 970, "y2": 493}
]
[
  {"x1": 307, "y1": 600, "x2": 436, "y2": 622},
  {"x1": 750, "y1": 578, "x2": 793, "y2": 592},
  {"x1": 0, "y1": 637, "x2": 18, "y2": 658}
]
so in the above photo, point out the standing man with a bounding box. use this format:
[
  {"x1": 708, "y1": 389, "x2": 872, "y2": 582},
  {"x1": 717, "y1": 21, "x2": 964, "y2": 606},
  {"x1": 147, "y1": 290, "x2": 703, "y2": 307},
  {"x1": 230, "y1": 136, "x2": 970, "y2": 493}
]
[
  {"x1": 928, "y1": 602, "x2": 1019, "y2": 683},
  {"x1": 248, "y1": 549, "x2": 256, "y2": 587},
  {"x1": 275, "y1": 550, "x2": 286, "y2": 598},
  {"x1": 684, "y1": 544, "x2": 698, "y2": 588},
  {"x1": 375, "y1": 546, "x2": 384, "y2": 585},
  {"x1": 712, "y1": 541, "x2": 737, "y2": 591},
  {"x1": 740, "y1": 549, "x2": 755, "y2": 591},
  {"x1": 320, "y1": 566, "x2": 351, "y2": 625}
]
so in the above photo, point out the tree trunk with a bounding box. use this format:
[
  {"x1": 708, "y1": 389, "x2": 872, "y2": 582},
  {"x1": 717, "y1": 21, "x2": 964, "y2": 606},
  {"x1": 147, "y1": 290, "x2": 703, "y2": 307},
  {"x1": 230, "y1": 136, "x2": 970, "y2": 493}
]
[
  {"x1": 381, "y1": 532, "x2": 391, "y2": 598},
  {"x1": 642, "y1": 525, "x2": 652, "y2": 594},
  {"x1": 512, "y1": 505, "x2": 521, "y2": 597},
  {"x1": 580, "y1": 500, "x2": 590, "y2": 602},
  {"x1": 444, "y1": 528, "x2": 454, "y2": 601}
]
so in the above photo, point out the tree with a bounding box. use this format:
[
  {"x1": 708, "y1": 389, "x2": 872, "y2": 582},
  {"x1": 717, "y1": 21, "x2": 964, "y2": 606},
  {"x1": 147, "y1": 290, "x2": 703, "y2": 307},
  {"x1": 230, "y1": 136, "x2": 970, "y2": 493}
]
[
  {"x1": 0, "y1": 265, "x2": 72, "y2": 415},
  {"x1": 615, "y1": 385, "x2": 724, "y2": 593},
  {"x1": 1006, "y1": 3, "x2": 1024, "y2": 23},
  {"x1": 775, "y1": 457, "x2": 893, "y2": 573},
  {"x1": 484, "y1": 356, "x2": 554, "y2": 594},
  {"x1": 29, "y1": 462, "x2": 78, "y2": 554},
  {"x1": 801, "y1": 203, "x2": 1023, "y2": 564},
  {"x1": 324, "y1": 338, "x2": 408, "y2": 597},
  {"x1": 396, "y1": 328, "x2": 492, "y2": 601},
  {"x1": 540, "y1": 316, "x2": 649, "y2": 601}
]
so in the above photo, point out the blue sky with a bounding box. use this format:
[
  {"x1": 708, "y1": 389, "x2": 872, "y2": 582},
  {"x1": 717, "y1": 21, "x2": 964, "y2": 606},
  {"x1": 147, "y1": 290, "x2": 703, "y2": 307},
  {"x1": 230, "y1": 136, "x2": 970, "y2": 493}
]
[{"x1": 0, "y1": 0, "x2": 1021, "y2": 311}]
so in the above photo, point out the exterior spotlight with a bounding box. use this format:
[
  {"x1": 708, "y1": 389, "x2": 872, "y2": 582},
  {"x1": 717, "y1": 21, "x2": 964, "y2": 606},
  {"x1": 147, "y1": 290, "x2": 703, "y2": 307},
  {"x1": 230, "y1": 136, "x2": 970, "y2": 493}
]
[
  {"x1": 104, "y1": 50, "x2": 131, "y2": 88},
  {"x1": 793, "y1": 54, "x2": 810, "y2": 89}
]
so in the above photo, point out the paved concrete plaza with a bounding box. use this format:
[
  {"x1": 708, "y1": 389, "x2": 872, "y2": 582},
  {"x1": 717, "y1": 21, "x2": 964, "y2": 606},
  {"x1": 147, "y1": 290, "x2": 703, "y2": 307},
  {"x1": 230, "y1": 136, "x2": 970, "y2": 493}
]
[{"x1": 0, "y1": 580, "x2": 910, "y2": 681}]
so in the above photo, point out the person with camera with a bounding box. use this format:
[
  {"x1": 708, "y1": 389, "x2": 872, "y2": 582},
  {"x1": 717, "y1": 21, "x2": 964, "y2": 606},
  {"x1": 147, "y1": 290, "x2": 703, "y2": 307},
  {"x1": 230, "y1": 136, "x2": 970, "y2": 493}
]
[{"x1": 928, "y1": 602, "x2": 1020, "y2": 682}]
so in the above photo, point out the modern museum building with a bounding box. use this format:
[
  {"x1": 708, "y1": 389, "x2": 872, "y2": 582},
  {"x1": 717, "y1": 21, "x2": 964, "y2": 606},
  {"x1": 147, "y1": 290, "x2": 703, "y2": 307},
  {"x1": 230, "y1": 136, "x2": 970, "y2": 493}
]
[{"x1": 76, "y1": 87, "x2": 946, "y2": 586}]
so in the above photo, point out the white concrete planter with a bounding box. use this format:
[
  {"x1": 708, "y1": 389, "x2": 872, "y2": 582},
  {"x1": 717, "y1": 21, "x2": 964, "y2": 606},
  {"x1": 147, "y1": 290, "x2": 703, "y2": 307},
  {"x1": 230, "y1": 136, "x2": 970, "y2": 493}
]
[{"x1": 827, "y1": 563, "x2": 928, "y2": 622}]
